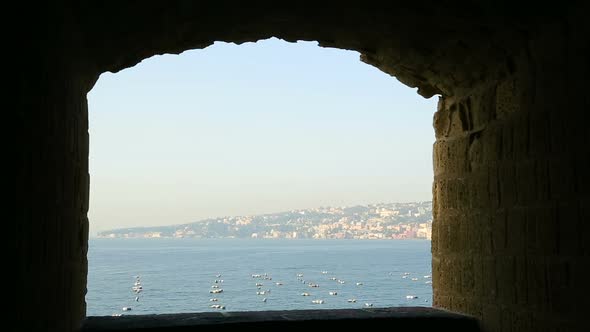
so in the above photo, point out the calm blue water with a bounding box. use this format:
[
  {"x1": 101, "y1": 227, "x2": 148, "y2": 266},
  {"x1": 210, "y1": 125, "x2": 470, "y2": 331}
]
[{"x1": 87, "y1": 239, "x2": 432, "y2": 316}]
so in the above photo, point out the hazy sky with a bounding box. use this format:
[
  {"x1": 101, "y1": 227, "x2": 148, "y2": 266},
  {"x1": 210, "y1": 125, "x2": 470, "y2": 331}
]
[{"x1": 87, "y1": 38, "x2": 438, "y2": 235}]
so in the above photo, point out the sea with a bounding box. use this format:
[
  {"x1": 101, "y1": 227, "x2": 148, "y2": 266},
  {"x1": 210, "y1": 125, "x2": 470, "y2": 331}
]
[{"x1": 87, "y1": 238, "x2": 432, "y2": 316}]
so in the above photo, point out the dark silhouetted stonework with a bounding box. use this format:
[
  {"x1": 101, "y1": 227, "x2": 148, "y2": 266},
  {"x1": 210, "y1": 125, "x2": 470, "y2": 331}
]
[{"x1": 16, "y1": 2, "x2": 589, "y2": 332}]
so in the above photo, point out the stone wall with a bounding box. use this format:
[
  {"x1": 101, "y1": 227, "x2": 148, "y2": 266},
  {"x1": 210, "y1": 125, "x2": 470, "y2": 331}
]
[
  {"x1": 16, "y1": 4, "x2": 91, "y2": 330},
  {"x1": 17, "y1": 66, "x2": 89, "y2": 331},
  {"x1": 432, "y1": 18, "x2": 589, "y2": 331}
]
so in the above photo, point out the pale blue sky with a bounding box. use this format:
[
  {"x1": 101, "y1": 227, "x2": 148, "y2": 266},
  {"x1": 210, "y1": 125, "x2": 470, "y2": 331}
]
[{"x1": 87, "y1": 38, "x2": 438, "y2": 234}]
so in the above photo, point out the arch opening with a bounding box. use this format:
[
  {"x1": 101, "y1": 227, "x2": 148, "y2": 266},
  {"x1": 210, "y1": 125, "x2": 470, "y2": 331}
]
[{"x1": 86, "y1": 38, "x2": 437, "y2": 315}]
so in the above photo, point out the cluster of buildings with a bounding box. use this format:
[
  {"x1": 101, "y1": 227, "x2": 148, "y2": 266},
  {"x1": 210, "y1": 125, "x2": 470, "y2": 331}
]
[{"x1": 98, "y1": 201, "x2": 433, "y2": 240}]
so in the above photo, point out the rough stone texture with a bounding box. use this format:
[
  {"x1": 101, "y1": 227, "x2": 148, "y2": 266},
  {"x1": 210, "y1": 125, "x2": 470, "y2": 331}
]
[
  {"x1": 82, "y1": 307, "x2": 478, "y2": 332},
  {"x1": 432, "y1": 17, "x2": 590, "y2": 331},
  {"x1": 15, "y1": 2, "x2": 589, "y2": 332}
]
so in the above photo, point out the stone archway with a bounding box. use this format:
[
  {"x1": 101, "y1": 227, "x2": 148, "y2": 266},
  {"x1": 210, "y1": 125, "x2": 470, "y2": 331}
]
[{"x1": 17, "y1": 3, "x2": 588, "y2": 331}]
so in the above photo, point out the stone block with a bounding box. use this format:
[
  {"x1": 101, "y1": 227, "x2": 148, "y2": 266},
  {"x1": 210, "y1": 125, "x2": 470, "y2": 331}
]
[
  {"x1": 491, "y1": 210, "x2": 507, "y2": 253},
  {"x1": 514, "y1": 256, "x2": 528, "y2": 305},
  {"x1": 548, "y1": 158, "x2": 576, "y2": 201},
  {"x1": 526, "y1": 258, "x2": 548, "y2": 311},
  {"x1": 482, "y1": 257, "x2": 497, "y2": 301},
  {"x1": 496, "y1": 78, "x2": 519, "y2": 120},
  {"x1": 534, "y1": 206, "x2": 558, "y2": 255},
  {"x1": 556, "y1": 201, "x2": 579, "y2": 256},
  {"x1": 515, "y1": 160, "x2": 536, "y2": 205},
  {"x1": 498, "y1": 163, "x2": 516, "y2": 208},
  {"x1": 506, "y1": 208, "x2": 526, "y2": 255},
  {"x1": 495, "y1": 256, "x2": 516, "y2": 305}
]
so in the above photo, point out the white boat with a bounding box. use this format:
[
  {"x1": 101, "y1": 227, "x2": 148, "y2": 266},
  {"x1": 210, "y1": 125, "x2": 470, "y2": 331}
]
[
  {"x1": 301, "y1": 292, "x2": 310, "y2": 296},
  {"x1": 275, "y1": 282, "x2": 283, "y2": 286},
  {"x1": 311, "y1": 299, "x2": 324, "y2": 304},
  {"x1": 256, "y1": 291, "x2": 266, "y2": 295},
  {"x1": 122, "y1": 307, "x2": 132, "y2": 311},
  {"x1": 209, "y1": 298, "x2": 218, "y2": 302},
  {"x1": 329, "y1": 277, "x2": 337, "y2": 281},
  {"x1": 329, "y1": 291, "x2": 338, "y2": 296},
  {"x1": 321, "y1": 271, "x2": 328, "y2": 274},
  {"x1": 424, "y1": 275, "x2": 432, "y2": 279},
  {"x1": 262, "y1": 298, "x2": 267, "y2": 302},
  {"x1": 347, "y1": 299, "x2": 357, "y2": 303},
  {"x1": 209, "y1": 289, "x2": 223, "y2": 294},
  {"x1": 356, "y1": 282, "x2": 363, "y2": 286},
  {"x1": 211, "y1": 285, "x2": 219, "y2": 289},
  {"x1": 337, "y1": 280, "x2": 345, "y2": 284},
  {"x1": 406, "y1": 295, "x2": 418, "y2": 299},
  {"x1": 210, "y1": 304, "x2": 225, "y2": 309},
  {"x1": 365, "y1": 303, "x2": 373, "y2": 307},
  {"x1": 425, "y1": 281, "x2": 433, "y2": 284},
  {"x1": 255, "y1": 283, "x2": 263, "y2": 287},
  {"x1": 296, "y1": 273, "x2": 304, "y2": 277},
  {"x1": 411, "y1": 278, "x2": 419, "y2": 281}
]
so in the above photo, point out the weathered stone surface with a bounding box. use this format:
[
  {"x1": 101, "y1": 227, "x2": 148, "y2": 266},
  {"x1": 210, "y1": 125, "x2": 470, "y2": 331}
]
[{"x1": 81, "y1": 307, "x2": 479, "y2": 332}]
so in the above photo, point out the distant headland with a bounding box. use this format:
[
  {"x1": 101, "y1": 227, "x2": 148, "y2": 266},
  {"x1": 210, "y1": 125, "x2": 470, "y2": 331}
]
[{"x1": 97, "y1": 201, "x2": 432, "y2": 240}]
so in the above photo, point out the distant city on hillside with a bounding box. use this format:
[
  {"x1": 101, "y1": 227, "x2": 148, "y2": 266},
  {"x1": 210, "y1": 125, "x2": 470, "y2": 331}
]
[{"x1": 97, "y1": 201, "x2": 433, "y2": 240}]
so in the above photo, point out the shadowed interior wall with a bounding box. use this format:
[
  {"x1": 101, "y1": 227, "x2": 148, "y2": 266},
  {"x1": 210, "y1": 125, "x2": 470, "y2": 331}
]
[
  {"x1": 432, "y1": 19, "x2": 589, "y2": 331},
  {"x1": 15, "y1": 2, "x2": 588, "y2": 331}
]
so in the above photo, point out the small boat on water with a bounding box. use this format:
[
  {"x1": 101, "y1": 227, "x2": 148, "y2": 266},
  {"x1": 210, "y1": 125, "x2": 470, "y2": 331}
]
[
  {"x1": 337, "y1": 280, "x2": 345, "y2": 284},
  {"x1": 406, "y1": 295, "x2": 418, "y2": 299},
  {"x1": 321, "y1": 271, "x2": 328, "y2": 274},
  {"x1": 347, "y1": 299, "x2": 357, "y2": 303},
  {"x1": 209, "y1": 298, "x2": 218, "y2": 302},
  {"x1": 425, "y1": 280, "x2": 433, "y2": 284},
  {"x1": 296, "y1": 273, "x2": 304, "y2": 277},
  {"x1": 275, "y1": 282, "x2": 283, "y2": 286},
  {"x1": 329, "y1": 277, "x2": 337, "y2": 281},
  {"x1": 301, "y1": 292, "x2": 310, "y2": 296},
  {"x1": 209, "y1": 289, "x2": 223, "y2": 294},
  {"x1": 255, "y1": 283, "x2": 263, "y2": 287},
  {"x1": 356, "y1": 282, "x2": 363, "y2": 286},
  {"x1": 122, "y1": 307, "x2": 132, "y2": 311},
  {"x1": 365, "y1": 303, "x2": 373, "y2": 307},
  {"x1": 411, "y1": 278, "x2": 419, "y2": 281},
  {"x1": 311, "y1": 299, "x2": 324, "y2": 304},
  {"x1": 329, "y1": 291, "x2": 337, "y2": 296},
  {"x1": 210, "y1": 304, "x2": 225, "y2": 309}
]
